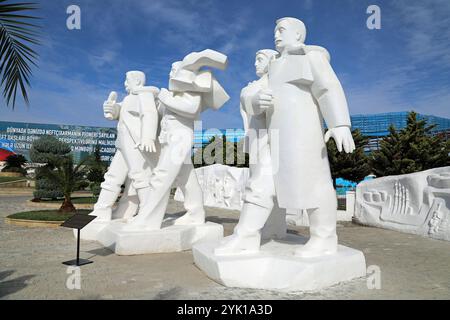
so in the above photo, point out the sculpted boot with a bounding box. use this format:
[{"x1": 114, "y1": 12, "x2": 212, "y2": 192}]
[
  {"x1": 140, "y1": 190, "x2": 171, "y2": 230},
  {"x1": 174, "y1": 168, "x2": 205, "y2": 226},
  {"x1": 123, "y1": 187, "x2": 170, "y2": 231},
  {"x1": 174, "y1": 164, "x2": 206, "y2": 225},
  {"x1": 174, "y1": 207, "x2": 205, "y2": 225},
  {"x1": 295, "y1": 200, "x2": 338, "y2": 258},
  {"x1": 214, "y1": 202, "x2": 272, "y2": 255},
  {"x1": 112, "y1": 194, "x2": 139, "y2": 221},
  {"x1": 121, "y1": 186, "x2": 151, "y2": 230},
  {"x1": 90, "y1": 188, "x2": 121, "y2": 221},
  {"x1": 261, "y1": 200, "x2": 287, "y2": 240},
  {"x1": 111, "y1": 183, "x2": 139, "y2": 221}
]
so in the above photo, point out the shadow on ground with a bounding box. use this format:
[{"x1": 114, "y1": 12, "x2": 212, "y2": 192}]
[
  {"x1": 153, "y1": 286, "x2": 183, "y2": 300},
  {"x1": 86, "y1": 247, "x2": 114, "y2": 258},
  {"x1": 206, "y1": 216, "x2": 238, "y2": 224},
  {"x1": 0, "y1": 270, "x2": 35, "y2": 298}
]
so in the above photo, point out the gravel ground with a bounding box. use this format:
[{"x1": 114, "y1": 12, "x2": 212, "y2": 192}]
[{"x1": 1, "y1": 193, "x2": 449, "y2": 300}]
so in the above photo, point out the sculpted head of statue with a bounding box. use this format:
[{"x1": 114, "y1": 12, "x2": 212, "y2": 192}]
[
  {"x1": 168, "y1": 61, "x2": 196, "y2": 92},
  {"x1": 125, "y1": 71, "x2": 146, "y2": 93},
  {"x1": 255, "y1": 49, "x2": 278, "y2": 77},
  {"x1": 274, "y1": 17, "x2": 307, "y2": 54}
]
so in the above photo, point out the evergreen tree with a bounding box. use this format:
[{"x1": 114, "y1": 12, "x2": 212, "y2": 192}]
[
  {"x1": 30, "y1": 135, "x2": 87, "y2": 212},
  {"x1": 327, "y1": 129, "x2": 371, "y2": 187},
  {"x1": 371, "y1": 111, "x2": 449, "y2": 177},
  {"x1": 31, "y1": 136, "x2": 70, "y2": 200},
  {"x1": 87, "y1": 144, "x2": 107, "y2": 197},
  {"x1": 192, "y1": 135, "x2": 249, "y2": 168}
]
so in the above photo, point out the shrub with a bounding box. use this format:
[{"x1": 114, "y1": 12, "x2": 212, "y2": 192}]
[
  {"x1": 2, "y1": 154, "x2": 27, "y2": 176},
  {"x1": 30, "y1": 136, "x2": 87, "y2": 212},
  {"x1": 2, "y1": 166, "x2": 27, "y2": 175},
  {"x1": 33, "y1": 175, "x2": 63, "y2": 199}
]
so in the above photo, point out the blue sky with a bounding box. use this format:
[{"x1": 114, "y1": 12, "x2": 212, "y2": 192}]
[{"x1": 1, "y1": 0, "x2": 450, "y2": 129}]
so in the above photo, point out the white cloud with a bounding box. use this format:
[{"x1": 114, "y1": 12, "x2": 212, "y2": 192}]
[
  {"x1": 392, "y1": 0, "x2": 450, "y2": 66},
  {"x1": 303, "y1": 0, "x2": 313, "y2": 11},
  {"x1": 343, "y1": 0, "x2": 450, "y2": 118}
]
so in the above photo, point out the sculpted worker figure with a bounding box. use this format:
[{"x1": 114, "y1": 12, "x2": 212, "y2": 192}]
[
  {"x1": 216, "y1": 18, "x2": 355, "y2": 258},
  {"x1": 239, "y1": 49, "x2": 287, "y2": 241},
  {"x1": 124, "y1": 49, "x2": 230, "y2": 230},
  {"x1": 91, "y1": 71, "x2": 159, "y2": 222}
]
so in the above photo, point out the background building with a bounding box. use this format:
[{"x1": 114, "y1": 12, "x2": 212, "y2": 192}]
[
  {"x1": 0, "y1": 121, "x2": 117, "y2": 164},
  {"x1": 1, "y1": 111, "x2": 449, "y2": 164},
  {"x1": 193, "y1": 128, "x2": 245, "y2": 150},
  {"x1": 193, "y1": 112, "x2": 450, "y2": 151},
  {"x1": 351, "y1": 112, "x2": 450, "y2": 151}
]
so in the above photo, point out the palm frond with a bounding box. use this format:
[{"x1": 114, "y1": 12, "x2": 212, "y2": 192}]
[{"x1": 0, "y1": 0, "x2": 40, "y2": 108}]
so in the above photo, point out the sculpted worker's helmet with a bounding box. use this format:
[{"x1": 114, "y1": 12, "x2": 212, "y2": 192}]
[{"x1": 169, "y1": 49, "x2": 230, "y2": 111}]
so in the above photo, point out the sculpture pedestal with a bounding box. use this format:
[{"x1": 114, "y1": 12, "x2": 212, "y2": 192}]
[
  {"x1": 193, "y1": 234, "x2": 366, "y2": 291},
  {"x1": 96, "y1": 220, "x2": 223, "y2": 255}
]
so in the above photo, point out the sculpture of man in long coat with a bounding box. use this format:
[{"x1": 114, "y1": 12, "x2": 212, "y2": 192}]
[{"x1": 216, "y1": 17, "x2": 355, "y2": 258}]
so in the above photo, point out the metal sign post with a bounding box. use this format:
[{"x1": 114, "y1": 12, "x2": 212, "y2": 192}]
[{"x1": 61, "y1": 214, "x2": 97, "y2": 266}]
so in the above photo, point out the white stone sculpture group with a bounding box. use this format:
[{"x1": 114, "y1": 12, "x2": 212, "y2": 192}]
[
  {"x1": 80, "y1": 49, "x2": 229, "y2": 254},
  {"x1": 81, "y1": 17, "x2": 368, "y2": 291}
]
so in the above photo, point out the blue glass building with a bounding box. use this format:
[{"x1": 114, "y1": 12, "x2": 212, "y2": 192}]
[
  {"x1": 193, "y1": 111, "x2": 450, "y2": 151},
  {"x1": 351, "y1": 111, "x2": 450, "y2": 136},
  {"x1": 350, "y1": 112, "x2": 450, "y2": 151},
  {"x1": 193, "y1": 128, "x2": 245, "y2": 149},
  {"x1": 1, "y1": 111, "x2": 448, "y2": 164}
]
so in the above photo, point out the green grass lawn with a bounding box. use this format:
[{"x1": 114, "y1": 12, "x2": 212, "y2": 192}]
[
  {"x1": 0, "y1": 176, "x2": 27, "y2": 183},
  {"x1": 7, "y1": 209, "x2": 91, "y2": 221},
  {"x1": 40, "y1": 197, "x2": 97, "y2": 204}
]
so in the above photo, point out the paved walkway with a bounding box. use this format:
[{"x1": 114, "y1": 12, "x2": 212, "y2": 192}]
[{"x1": 0, "y1": 194, "x2": 449, "y2": 299}]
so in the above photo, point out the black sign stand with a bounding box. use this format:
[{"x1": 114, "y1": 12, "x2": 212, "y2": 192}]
[{"x1": 61, "y1": 214, "x2": 97, "y2": 266}]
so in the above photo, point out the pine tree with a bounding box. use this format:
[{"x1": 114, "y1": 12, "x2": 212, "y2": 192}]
[
  {"x1": 371, "y1": 111, "x2": 449, "y2": 177},
  {"x1": 370, "y1": 125, "x2": 404, "y2": 177},
  {"x1": 192, "y1": 135, "x2": 249, "y2": 168},
  {"x1": 327, "y1": 129, "x2": 371, "y2": 187}
]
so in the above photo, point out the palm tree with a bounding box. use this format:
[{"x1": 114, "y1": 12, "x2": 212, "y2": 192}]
[
  {"x1": 2, "y1": 153, "x2": 27, "y2": 175},
  {"x1": 0, "y1": 0, "x2": 40, "y2": 108},
  {"x1": 40, "y1": 156, "x2": 88, "y2": 213}
]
